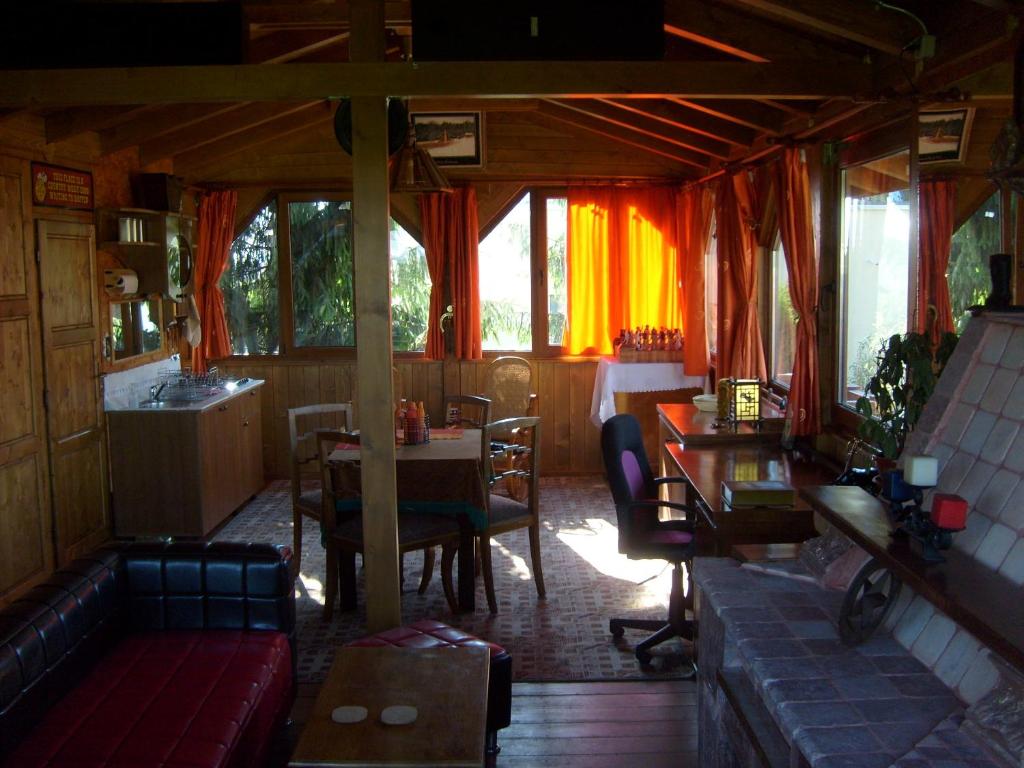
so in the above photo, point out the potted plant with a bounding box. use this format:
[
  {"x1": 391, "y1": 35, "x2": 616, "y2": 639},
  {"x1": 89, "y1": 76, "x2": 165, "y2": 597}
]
[{"x1": 854, "y1": 330, "x2": 958, "y2": 461}]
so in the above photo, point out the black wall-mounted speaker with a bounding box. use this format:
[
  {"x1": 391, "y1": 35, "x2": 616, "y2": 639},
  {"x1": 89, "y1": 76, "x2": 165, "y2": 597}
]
[
  {"x1": 411, "y1": 0, "x2": 664, "y2": 61},
  {"x1": 333, "y1": 100, "x2": 409, "y2": 156}
]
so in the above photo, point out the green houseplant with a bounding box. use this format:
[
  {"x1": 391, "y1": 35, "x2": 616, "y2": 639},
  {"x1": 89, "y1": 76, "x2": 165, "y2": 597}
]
[{"x1": 855, "y1": 330, "x2": 959, "y2": 459}]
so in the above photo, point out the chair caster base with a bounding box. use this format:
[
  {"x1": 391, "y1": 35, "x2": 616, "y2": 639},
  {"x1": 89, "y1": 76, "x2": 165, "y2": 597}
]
[
  {"x1": 485, "y1": 730, "x2": 501, "y2": 756},
  {"x1": 610, "y1": 619, "x2": 625, "y2": 638},
  {"x1": 636, "y1": 649, "x2": 653, "y2": 665}
]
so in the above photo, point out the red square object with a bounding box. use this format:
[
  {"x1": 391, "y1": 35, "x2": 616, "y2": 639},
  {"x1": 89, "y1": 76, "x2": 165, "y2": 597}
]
[{"x1": 931, "y1": 493, "x2": 968, "y2": 530}]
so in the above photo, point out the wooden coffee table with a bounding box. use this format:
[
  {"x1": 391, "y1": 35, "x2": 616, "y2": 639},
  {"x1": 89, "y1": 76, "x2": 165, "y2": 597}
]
[{"x1": 289, "y1": 646, "x2": 490, "y2": 767}]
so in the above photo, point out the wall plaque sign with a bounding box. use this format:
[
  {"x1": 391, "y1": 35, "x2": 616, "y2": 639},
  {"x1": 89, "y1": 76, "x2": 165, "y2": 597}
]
[{"x1": 30, "y1": 162, "x2": 94, "y2": 209}]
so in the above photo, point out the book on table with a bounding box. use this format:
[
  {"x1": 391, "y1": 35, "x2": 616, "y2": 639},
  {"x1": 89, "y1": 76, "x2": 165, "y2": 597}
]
[{"x1": 721, "y1": 479, "x2": 796, "y2": 508}]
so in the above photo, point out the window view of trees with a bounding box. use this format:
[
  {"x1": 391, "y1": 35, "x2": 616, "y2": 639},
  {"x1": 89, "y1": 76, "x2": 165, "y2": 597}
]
[
  {"x1": 479, "y1": 194, "x2": 532, "y2": 350},
  {"x1": 949, "y1": 191, "x2": 1000, "y2": 333},
  {"x1": 390, "y1": 220, "x2": 430, "y2": 352},
  {"x1": 770, "y1": 239, "x2": 795, "y2": 388},
  {"x1": 221, "y1": 201, "x2": 279, "y2": 355},
  {"x1": 546, "y1": 197, "x2": 568, "y2": 347}
]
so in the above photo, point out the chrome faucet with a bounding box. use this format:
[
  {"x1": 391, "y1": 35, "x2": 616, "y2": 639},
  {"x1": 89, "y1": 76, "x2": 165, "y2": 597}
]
[{"x1": 150, "y1": 383, "x2": 168, "y2": 401}]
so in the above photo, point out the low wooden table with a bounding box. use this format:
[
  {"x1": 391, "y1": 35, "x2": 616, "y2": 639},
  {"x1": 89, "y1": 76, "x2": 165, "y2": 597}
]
[{"x1": 290, "y1": 646, "x2": 491, "y2": 767}]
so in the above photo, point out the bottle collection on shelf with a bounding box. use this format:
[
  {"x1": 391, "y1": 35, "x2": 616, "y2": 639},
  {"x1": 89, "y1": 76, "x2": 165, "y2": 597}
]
[
  {"x1": 395, "y1": 400, "x2": 431, "y2": 445},
  {"x1": 614, "y1": 326, "x2": 684, "y2": 362}
]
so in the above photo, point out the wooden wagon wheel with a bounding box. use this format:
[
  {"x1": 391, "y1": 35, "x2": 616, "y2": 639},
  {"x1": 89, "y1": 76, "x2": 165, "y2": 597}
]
[{"x1": 838, "y1": 557, "x2": 902, "y2": 646}]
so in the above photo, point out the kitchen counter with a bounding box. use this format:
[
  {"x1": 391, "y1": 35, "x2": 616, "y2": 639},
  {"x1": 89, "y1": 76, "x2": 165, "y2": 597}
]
[{"x1": 104, "y1": 378, "x2": 264, "y2": 413}]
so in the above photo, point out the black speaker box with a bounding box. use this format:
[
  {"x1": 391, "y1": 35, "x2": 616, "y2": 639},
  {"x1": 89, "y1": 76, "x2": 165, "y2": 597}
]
[{"x1": 411, "y1": 0, "x2": 664, "y2": 61}]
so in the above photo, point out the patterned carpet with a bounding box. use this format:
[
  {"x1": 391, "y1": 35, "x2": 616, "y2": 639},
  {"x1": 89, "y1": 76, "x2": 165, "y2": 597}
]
[{"x1": 214, "y1": 476, "x2": 693, "y2": 683}]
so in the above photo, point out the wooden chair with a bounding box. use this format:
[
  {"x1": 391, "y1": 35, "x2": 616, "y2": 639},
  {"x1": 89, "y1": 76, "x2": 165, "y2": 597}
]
[
  {"x1": 287, "y1": 402, "x2": 354, "y2": 578},
  {"x1": 442, "y1": 394, "x2": 491, "y2": 428},
  {"x1": 442, "y1": 416, "x2": 544, "y2": 614},
  {"x1": 482, "y1": 357, "x2": 537, "y2": 501},
  {"x1": 316, "y1": 429, "x2": 464, "y2": 620}
]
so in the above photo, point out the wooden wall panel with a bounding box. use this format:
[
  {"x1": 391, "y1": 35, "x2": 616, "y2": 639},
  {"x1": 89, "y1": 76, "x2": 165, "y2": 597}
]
[
  {"x1": 0, "y1": 318, "x2": 33, "y2": 444},
  {"x1": 0, "y1": 456, "x2": 46, "y2": 594},
  {"x1": 216, "y1": 357, "x2": 604, "y2": 478},
  {"x1": 0, "y1": 173, "x2": 26, "y2": 296}
]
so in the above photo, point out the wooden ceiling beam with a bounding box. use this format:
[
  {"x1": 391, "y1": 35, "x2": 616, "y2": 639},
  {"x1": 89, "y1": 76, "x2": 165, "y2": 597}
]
[
  {"x1": 139, "y1": 101, "x2": 325, "y2": 165},
  {"x1": 174, "y1": 104, "x2": 335, "y2": 179},
  {"x1": 100, "y1": 103, "x2": 253, "y2": 155},
  {"x1": 44, "y1": 105, "x2": 151, "y2": 143},
  {"x1": 406, "y1": 98, "x2": 540, "y2": 112},
  {"x1": 663, "y1": 0, "x2": 866, "y2": 64},
  {"x1": 549, "y1": 99, "x2": 732, "y2": 160},
  {"x1": 246, "y1": 29, "x2": 349, "y2": 64},
  {"x1": 722, "y1": 0, "x2": 916, "y2": 55},
  {"x1": 243, "y1": 1, "x2": 410, "y2": 32},
  {"x1": 0, "y1": 61, "x2": 875, "y2": 107},
  {"x1": 668, "y1": 98, "x2": 785, "y2": 136},
  {"x1": 536, "y1": 101, "x2": 708, "y2": 171},
  {"x1": 598, "y1": 99, "x2": 755, "y2": 148}
]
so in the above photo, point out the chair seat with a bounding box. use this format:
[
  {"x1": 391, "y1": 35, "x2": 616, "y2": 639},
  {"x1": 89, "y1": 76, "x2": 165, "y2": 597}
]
[
  {"x1": 487, "y1": 493, "x2": 531, "y2": 526},
  {"x1": 296, "y1": 489, "x2": 321, "y2": 514},
  {"x1": 333, "y1": 509, "x2": 461, "y2": 550}
]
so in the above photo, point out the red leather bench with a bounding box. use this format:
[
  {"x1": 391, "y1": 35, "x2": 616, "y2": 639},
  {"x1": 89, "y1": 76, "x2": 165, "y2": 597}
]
[
  {"x1": 347, "y1": 619, "x2": 512, "y2": 755},
  {"x1": 0, "y1": 542, "x2": 296, "y2": 768}
]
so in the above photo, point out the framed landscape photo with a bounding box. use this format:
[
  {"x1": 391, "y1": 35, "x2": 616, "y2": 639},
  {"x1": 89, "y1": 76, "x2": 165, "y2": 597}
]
[
  {"x1": 410, "y1": 112, "x2": 483, "y2": 167},
  {"x1": 918, "y1": 108, "x2": 974, "y2": 164}
]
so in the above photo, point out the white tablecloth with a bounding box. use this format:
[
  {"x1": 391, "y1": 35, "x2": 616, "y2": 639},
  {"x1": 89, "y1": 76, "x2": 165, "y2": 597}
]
[{"x1": 590, "y1": 357, "x2": 706, "y2": 427}]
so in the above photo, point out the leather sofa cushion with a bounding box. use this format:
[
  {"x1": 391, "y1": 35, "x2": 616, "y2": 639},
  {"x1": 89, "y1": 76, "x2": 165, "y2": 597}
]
[{"x1": 5, "y1": 630, "x2": 291, "y2": 768}]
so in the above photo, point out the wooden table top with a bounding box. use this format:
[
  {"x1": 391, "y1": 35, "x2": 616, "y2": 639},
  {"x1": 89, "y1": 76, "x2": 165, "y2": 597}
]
[
  {"x1": 290, "y1": 646, "x2": 490, "y2": 767},
  {"x1": 657, "y1": 403, "x2": 784, "y2": 446},
  {"x1": 800, "y1": 485, "x2": 1024, "y2": 674},
  {"x1": 665, "y1": 442, "x2": 837, "y2": 514}
]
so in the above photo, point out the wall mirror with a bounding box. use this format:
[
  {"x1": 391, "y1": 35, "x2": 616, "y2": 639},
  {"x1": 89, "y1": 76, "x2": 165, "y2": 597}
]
[{"x1": 110, "y1": 299, "x2": 163, "y2": 361}]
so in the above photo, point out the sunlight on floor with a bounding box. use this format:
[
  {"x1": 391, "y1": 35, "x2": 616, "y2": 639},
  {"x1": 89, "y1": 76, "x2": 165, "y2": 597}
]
[
  {"x1": 556, "y1": 518, "x2": 672, "y2": 610},
  {"x1": 492, "y1": 540, "x2": 533, "y2": 581},
  {"x1": 298, "y1": 572, "x2": 325, "y2": 605}
]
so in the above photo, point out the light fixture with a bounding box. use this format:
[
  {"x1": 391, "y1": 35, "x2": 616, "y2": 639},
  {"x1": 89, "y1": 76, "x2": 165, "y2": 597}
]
[
  {"x1": 728, "y1": 379, "x2": 761, "y2": 423},
  {"x1": 390, "y1": 116, "x2": 454, "y2": 194}
]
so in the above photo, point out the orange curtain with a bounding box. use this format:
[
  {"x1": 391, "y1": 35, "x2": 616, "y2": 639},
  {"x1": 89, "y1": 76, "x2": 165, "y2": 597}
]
[
  {"x1": 191, "y1": 189, "x2": 237, "y2": 373},
  {"x1": 566, "y1": 187, "x2": 682, "y2": 355},
  {"x1": 776, "y1": 148, "x2": 820, "y2": 436},
  {"x1": 418, "y1": 193, "x2": 449, "y2": 359},
  {"x1": 451, "y1": 186, "x2": 482, "y2": 359},
  {"x1": 918, "y1": 179, "x2": 957, "y2": 343},
  {"x1": 714, "y1": 170, "x2": 766, "y2": 380},
  {"x1": 676, "y1": 185, "x2": 714, "y2": 376}
]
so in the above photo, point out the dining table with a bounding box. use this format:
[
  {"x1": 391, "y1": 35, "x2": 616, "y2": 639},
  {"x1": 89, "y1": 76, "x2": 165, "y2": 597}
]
[{"x1": 328, "y1": 427, "x2": 487, "y2": 612}]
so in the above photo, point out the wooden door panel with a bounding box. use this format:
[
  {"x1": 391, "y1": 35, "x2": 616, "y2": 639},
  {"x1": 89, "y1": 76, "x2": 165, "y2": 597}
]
[
  {"x1": 0, "y1": 317, "x2": 35, "y2": 444},
  {"x1": 46, "y1": 341, "x2": 98, "y2": 438},
  {"x1": 40, "y1": 230, "x2": 94, "y2": 330},
  {"x1": 0, "y1": 172, "x2": 27, "y2": 298},
  {"x1": 0, "y1": 455, "x2": 47, "y2": 594},
  {"x1": 51, "y1": 440, "x2": 107, "y2": 550}
]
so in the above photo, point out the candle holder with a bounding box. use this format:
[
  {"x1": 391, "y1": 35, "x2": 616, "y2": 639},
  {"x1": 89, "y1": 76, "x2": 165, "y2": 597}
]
[{"x1": 881, "y1": 456, "x2": 966, "y2": 563}]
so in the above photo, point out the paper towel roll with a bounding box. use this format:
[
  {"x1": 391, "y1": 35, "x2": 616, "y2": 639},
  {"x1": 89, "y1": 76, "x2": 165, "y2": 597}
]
[{"x1": 115, "y1": 273, "x2": 139, "y2": 295}]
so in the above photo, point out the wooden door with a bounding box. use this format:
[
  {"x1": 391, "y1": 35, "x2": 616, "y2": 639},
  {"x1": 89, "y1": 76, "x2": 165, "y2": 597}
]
[
  {"x1": 0, "y1": 157, "x2": 53, "y2": 602},
  {"x1": 37, "y1": 218, "x2": 110, "y2": 564}
]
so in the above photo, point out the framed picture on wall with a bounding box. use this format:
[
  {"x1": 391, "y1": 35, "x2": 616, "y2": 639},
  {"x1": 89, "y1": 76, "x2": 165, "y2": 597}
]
[
  {"x1": 410, "y1": 112, "x2": 483, "y2": 167},
  {"x1": 918, "y1": 108, "x2": 974, "y2": 164}
]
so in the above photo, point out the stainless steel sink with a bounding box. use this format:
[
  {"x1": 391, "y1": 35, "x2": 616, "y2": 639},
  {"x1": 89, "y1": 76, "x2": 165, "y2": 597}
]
[{"x1": 136, "y1": 399, "x2": 196, "y2": 409}]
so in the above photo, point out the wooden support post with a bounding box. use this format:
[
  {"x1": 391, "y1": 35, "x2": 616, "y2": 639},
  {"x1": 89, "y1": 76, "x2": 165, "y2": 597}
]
[{"x1": 350, "y1": 0, "x2": 400, "y2": 632}]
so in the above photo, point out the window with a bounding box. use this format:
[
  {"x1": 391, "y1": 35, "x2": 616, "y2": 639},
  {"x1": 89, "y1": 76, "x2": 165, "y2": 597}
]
[
  {"x1": 770, "y1": 237, "x2": 795, "y2": 388},
  {"x1": 221, "y1": 195, "x2": 430, "y2": 356},
  {"x1": 222, "y1": 201, "x2": 279, "y2": 355},
  {"x1": 479, "y1": 194, "x2": 532, "y2": 351},
  {"x1": 838, "y1": 150, "x2": 911, "y2": 408},
  {"x1": 705, "y1": 216, "x2": 718, "y2": 354},
  {"x1": 949, "y1": 191, "x2": 1001, "y2": 333},
  {"x1": 546, "y1": 197, "x2": 568, "y2": 347}
]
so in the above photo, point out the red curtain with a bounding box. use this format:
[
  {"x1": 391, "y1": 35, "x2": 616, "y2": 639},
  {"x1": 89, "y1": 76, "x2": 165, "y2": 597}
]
[
  {"x1": 714, "y1": 170, "x2": 766, "y2": 380},
  {"x1": 776, "y1": 148, "x2": 820, "y2": 436},
  {"x1": 676, "y1": 186, "x2": 714, "y2": 376},
  {"x1": 566, "y1": 187, "x2": 683, "y2": 355},
  {"x1": 191, "y1": 189, "x2": 237, "y2": 373},
  {"x1": 418, "y1": 193, "x2": 448, "y2": 359},
  {"x1": 918, "y1": 179, "x2": 957, "y2": 343}
]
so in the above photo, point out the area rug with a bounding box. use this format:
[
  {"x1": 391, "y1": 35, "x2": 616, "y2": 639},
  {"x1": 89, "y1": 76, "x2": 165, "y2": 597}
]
[{"x1": 214, "y1": 476, "x2": 693, "y2": 683}]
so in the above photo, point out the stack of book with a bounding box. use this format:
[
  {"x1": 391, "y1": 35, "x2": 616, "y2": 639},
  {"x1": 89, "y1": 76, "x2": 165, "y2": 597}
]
[{"x1": 721, "y1": 480, "x2": 796, "y2": 509}]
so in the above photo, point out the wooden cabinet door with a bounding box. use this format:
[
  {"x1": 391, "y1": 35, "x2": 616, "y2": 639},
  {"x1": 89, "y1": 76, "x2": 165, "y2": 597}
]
[
  {"x1": 0, "y1": 157, "x2": 53, "y2": 602},
  {"x1": 199, "y1": 400, "x2": 242, "y2": 533},
  {"x1": 36, "y1": 218, "x2": 110, "y2": 564},
  {"x1": 239, "y1": 387, "x2": 263, "y2": 500}
]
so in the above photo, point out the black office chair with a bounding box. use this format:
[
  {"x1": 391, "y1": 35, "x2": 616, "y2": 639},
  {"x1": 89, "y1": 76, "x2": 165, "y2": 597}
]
[{"x1": 601, "y1": 413, "x2": 697, "y2": 666}]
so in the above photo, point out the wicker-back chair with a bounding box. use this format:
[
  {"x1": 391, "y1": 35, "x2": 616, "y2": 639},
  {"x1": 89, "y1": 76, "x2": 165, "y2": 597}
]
[{"x1": 482, "y1": 357, "x2": 536, "y2": 501}]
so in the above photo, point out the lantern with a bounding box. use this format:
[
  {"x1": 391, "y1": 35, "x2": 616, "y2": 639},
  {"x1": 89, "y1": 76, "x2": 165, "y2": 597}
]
[{"x1": 728, "y1": 379, "x2": 761, "y2": 422}]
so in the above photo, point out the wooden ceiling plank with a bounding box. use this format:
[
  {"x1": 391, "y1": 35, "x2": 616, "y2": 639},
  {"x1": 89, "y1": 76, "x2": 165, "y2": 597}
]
[
  {"x1": 536, "y1": 102, "x2": 708, "y2": 171},
  {"x1": 552, "y1": 99, "x2": 731, "y2": 160},
  {"x1": 663, "y1": 0, "x2": 866, "y2": 63},
  {"x1": 246, "y1": 29, "x2": 350, "y2": 64},
  {"x1": 668, "y1": 97, "x2": 785, "y2": 135},
  {"x1": 44, "y1": 105, "x2": 151, "y2": 143},
  {"x1": 407, "y1": 98, "x2": 539, "y2": 112},
  {"x1": 139, "y1": 101, "x2": 324, "y2": 165},
  {"x1": 599, "y1": 98, "x2": 755, "y2": 148},
  {"x1": 100, "y1": 102, "x2": 253, "y2": 156},
  {"x1": 244, "y1": 1, "x2": 410, "y2": 32},
  {"x1": 0, "y1": 61, "x2": 876, "y2": 107},
  {"x1": 758, "y1": 99, "x2": 817, "y2": 117},
  {"x1": 723, "y1": 0, "x2": 915, "y2": 55}
]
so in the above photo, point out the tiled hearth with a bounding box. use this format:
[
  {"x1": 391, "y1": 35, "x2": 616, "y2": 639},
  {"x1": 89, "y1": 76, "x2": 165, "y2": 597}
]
[{"x1": 697, "y1": 314, "x2": 1024, "y2": 767}]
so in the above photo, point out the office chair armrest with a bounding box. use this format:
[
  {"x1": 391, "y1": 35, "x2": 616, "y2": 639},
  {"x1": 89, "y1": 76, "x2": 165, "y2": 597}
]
[
  {"x1": 652, "y1": 476, "x2": 690, "y2": 487},
  {"x1": 626, "y1": 500, "x2": 696, "y2": 531}
]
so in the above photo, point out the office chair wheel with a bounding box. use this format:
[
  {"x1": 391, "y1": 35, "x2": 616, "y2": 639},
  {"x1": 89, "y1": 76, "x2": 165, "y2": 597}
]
[{"x1": 635, "y1": 648, "x2": 653, "y2": 665}]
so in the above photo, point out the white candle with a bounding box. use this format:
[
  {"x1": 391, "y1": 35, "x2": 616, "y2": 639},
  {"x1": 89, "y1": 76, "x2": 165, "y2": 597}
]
[{"x1": 904, "y1": 455, "x2": 938, "y2": 487}]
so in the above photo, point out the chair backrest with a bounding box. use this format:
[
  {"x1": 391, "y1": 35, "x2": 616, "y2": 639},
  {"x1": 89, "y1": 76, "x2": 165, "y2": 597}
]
[
  {"x1": 482, "y1": 416, "x2": 541, "y2": 516},
  {"x1": 483, "y1": 356, "x2": 535, "y2": 422},
  {"x1": 601, "y1": 413, "x2": 656, "y2": 509},
  {"x1": 287, "y1": 403, "x2": 354, "y2": 503},
  {"x1": 314, "y1": 428, "x2": 361, "y2": 521},
  {"x1": 443, "y1": 394, "x2": 491, "y2": 428}
]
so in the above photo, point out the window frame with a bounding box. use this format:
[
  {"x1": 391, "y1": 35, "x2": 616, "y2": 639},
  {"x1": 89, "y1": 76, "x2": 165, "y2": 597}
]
[{"x1": 768, "y1": 233, "x2": 794, "y2": 392}]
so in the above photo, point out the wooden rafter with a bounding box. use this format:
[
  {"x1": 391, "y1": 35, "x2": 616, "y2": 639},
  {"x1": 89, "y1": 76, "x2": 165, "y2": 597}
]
[
  {"x1": 100, "y1": 103, "x2": 254, "y2": 156},
  {"x1": 597, "y1": 99, "x2": 754, "y2": 149},
  {"x1": 723, "y1": 0, "x2": 917, "y2": 55},
  {"x1": 537, "y1": 101, "x2": 707, "y2": 171},
  {"x1": 139, "y1": 101, "x2": 325, "y2": 165},
  {"x1": 44, "y1": 105, "x2": 151, "y2": 144},
  {"x1": 0, "y1": 61, "x2": 876, "y2": 107},
  {"x1": 246, "y1": 29, "x2": 350, "y2": 64},
  {"x1": 243, "y1": 1, "x2": 411, "y2": 32},
  {"x1": 669, "y1": 98, "x2": 785, "y2": 136}
]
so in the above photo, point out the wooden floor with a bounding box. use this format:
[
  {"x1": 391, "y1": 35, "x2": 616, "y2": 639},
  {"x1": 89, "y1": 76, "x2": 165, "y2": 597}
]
[{"x1": 282, "y1": 678, "x2": 699, "y2": 767}]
